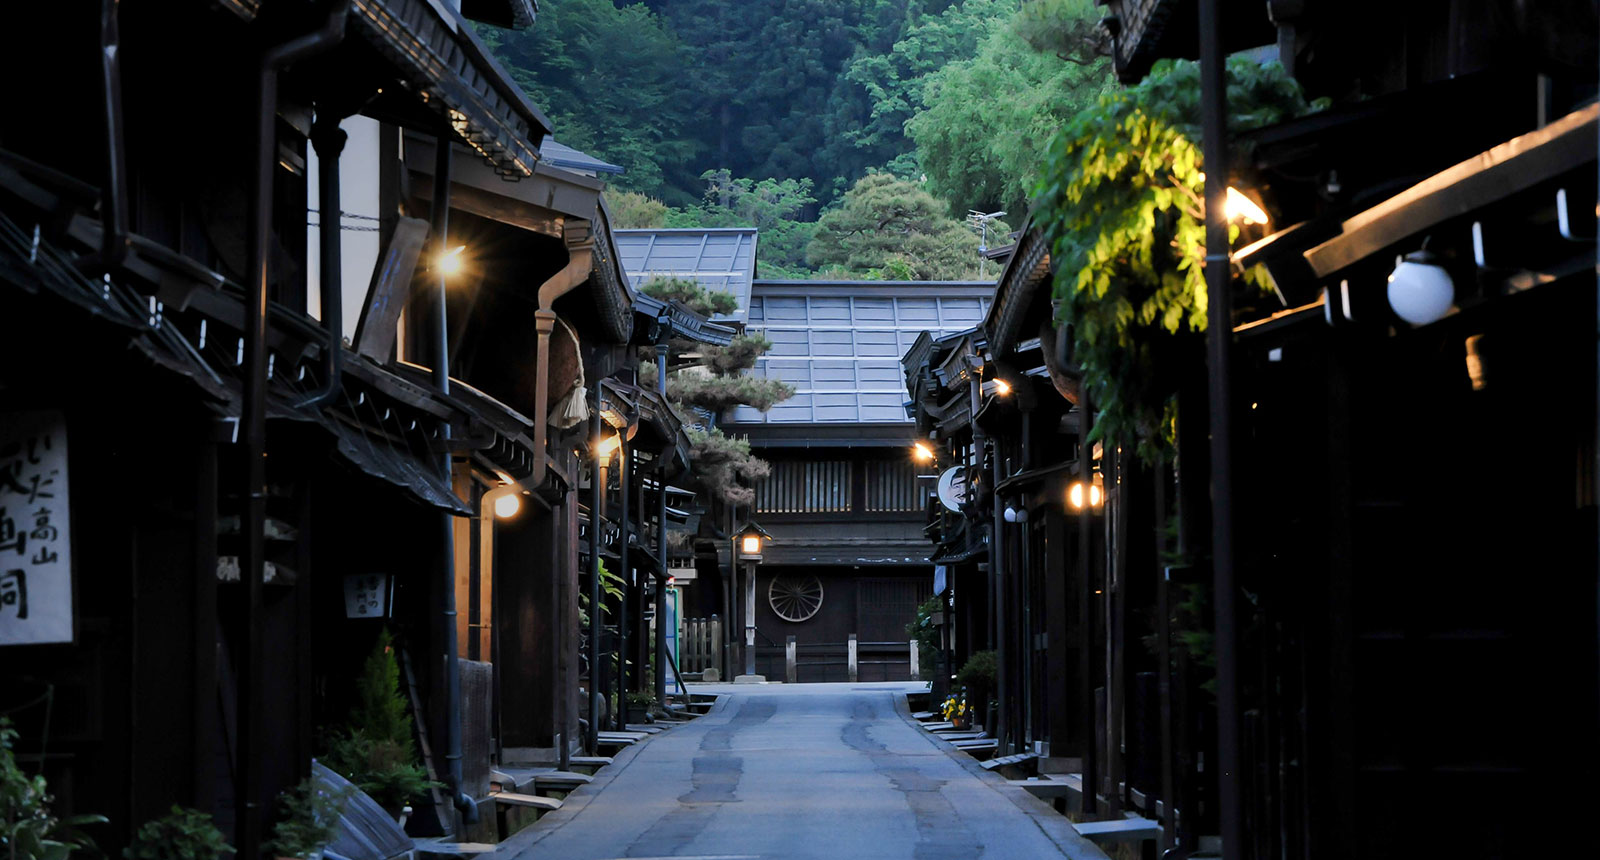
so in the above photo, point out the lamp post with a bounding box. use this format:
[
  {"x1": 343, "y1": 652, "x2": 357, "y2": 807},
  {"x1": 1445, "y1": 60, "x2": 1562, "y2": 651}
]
[
  {"x1": 735, "y1": 521, "x2": 771, "y2": 682},
  {"x1": 589, "y1": 429, "x2": 622, "y2": 752}
]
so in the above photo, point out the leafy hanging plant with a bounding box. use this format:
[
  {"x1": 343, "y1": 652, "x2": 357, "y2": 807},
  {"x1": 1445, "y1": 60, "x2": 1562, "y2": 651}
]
[{"x1": 1031, "y1": 58, "x2": 1327, "y2": 460}]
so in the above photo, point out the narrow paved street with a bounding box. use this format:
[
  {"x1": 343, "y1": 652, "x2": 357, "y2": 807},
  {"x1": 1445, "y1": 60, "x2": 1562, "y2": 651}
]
[{"x1": 498, "y1": 683, "x2": 1101, "y2": 860}]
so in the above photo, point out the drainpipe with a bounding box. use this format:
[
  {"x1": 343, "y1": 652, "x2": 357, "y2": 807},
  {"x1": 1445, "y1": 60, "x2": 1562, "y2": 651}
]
[
  {"x1": 654, "y1": 327, "x2": 670, "y2": 706},
  {"x1": 1199, "y1": 1, "x2": 1244, "y2": 855},
  {"x1": 587, "y1": 389, "x2": 604, "y2": 754},
  {"x1": 426, "y1": 134, "x2": 478, "y2": 830},
  {"x1": 1077, "y1": 390, "x2": 1097, "y2": 817},
  {"x1": 615, "y1": 431, "x2": 630, "y2": 731},
  {"x1": 531, "y1": 233, "x2": 595, "y2": 489},
  {"x1": 242, "y1": 4, "x2": 347, "y2": 856},
  {"x1": 92, "y1": 0, "x2": 128, "y2": 273},
  {"x1": 297, "y1": 118, "x2": 348, "y2": 408}
]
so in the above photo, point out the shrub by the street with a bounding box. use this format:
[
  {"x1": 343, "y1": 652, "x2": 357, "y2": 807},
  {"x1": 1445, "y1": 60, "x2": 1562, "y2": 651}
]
[
  {"x1": 319, "y1": 630, "x2": 438, "y2": 815},
  {"x1": 123, "y1": 806, "x2": 233, "y2": 860},
  {"x1": 1, "y1": 717, "x2": 105, "y2": 860},
  {"x1": 905, "y1": 596, "x2": 943, "y2": 680},
  {"x1": 955, "y1": 650, "x2": 998, "y2": 704},
  {"x1": 264, "y1": 776, "x2": 350, "y2": 859}
]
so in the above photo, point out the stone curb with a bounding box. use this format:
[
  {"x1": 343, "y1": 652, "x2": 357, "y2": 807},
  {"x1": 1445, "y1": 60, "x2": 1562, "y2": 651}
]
[
  {"x1": 889, "y1": 692, "x2": 1110, "y2": 860},
  {"x1": 493, "y1": 699, "x2": 723, "y2": 858}
]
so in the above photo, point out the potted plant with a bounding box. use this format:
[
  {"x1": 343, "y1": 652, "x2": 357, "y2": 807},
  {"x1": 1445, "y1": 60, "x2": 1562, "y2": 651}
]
[
  {"x1": 625, "y1": 692, "x2": 654, "y2": 725},
  {"x1": 956, "y1": 651, "x2": 998, "y2": 731},
  {"x1": 1, "y1": 717, "x2": 105, "y2": 859},
  {"x1": 264, "y1": 777, "x2": 349, "y2": 860},
  {"x1": 123, "y1": 806, "x2": 233, "y2": 860}
]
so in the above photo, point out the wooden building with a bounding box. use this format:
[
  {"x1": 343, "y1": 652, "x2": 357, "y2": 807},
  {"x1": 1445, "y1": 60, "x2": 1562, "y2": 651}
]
[
  {"x1": 906, "y1": 3, "x2": 1598, "y2": 857},
  {"x1": 0, "y1": 0, "x2": 709, "y2": 853},
  {"x1": 722, "y1": 279, "x2": 993, "y2": 682}
]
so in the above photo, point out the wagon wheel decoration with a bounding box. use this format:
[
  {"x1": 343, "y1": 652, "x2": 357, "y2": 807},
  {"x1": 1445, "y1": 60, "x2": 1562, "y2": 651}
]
[{"x1": 768, "y1": 574, "x2": 824, "y2": 622}]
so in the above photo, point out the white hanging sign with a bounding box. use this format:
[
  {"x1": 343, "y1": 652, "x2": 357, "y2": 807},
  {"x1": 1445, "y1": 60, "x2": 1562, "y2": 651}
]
[
  {"x1": 343, "y1": 573, "x2": 393, "y2": 619},
  {"x1": 1, "y1": 411, "x2": 73, "y2": 646}
]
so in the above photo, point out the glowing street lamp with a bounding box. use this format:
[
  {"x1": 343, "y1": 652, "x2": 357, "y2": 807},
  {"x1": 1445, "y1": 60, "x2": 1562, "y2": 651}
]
[
  {"x1": 991, "y1": 378, "x2": 1012, "y2": 396},
  {"x1": 912, "y1": 441, "x2": 936, "y2": 463},
  {"x1": 736, "y1": 521, "x2": 772, "y2": 680},
  {"x1": 494, "y1": 491, "x2": 521, "y2": 519},
  {"x1": 594, "y1": 432, "x2": 623, "y2": 461},
  {"x1": 437, "y1": 244, "x2": 466, "y2": 276}
]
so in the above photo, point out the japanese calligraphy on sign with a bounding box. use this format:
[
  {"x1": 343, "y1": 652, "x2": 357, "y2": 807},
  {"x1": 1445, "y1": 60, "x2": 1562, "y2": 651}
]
[
  {"x1": 1, "y1": 411, "x2": 71, "y2": 645},
  {"x1": 343, "y1": 573, "x2": 392, "y2": 619}
]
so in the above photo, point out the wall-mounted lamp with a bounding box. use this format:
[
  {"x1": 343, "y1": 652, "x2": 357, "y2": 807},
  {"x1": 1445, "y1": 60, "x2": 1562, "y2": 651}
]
[
  {"x1": 1386, "y1": 249, "x2": 1454, "y2": 326},
  {"x1": 594, "y1": 433, "x2": 623, "y2": 461},
  {"x1": 437, "y1": 244, "x2": 466, "y2": 277},
  {"x1": 1199, "y1": 173, "x2": 1269, "y2": 226},
  {"x1": 1067, "y1": 479, "x2": 1104, "y2": 511},
  {"x1": 1003, "y1": 504, "x2": 1028, "y2": 523},
  {"x1": 494, "y1": 492, "x2": 521, "y2": 519},
  {"x1": 991, "y1": 378, "x2": 1012, "y2": 396},
  {"x1": 912, "y1": 441, "x2": 935, "y2": 463}
]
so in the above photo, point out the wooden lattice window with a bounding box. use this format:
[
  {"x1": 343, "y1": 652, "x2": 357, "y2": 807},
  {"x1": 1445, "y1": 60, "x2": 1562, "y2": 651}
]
[{"x1": 755, "y1": 460, "x2": 853, "y2": 514}]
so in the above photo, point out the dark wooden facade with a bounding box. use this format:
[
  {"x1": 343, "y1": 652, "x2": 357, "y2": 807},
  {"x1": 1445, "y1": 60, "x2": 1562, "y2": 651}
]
[{"x1": 905, "y1": 4, "x2": 1598, "y2": 857}]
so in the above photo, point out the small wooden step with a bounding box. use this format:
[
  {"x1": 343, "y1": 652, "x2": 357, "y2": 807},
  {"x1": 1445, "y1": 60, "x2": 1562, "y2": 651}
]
[
  {"x1": 1075, "y1": 817, "x2": 1162, "y2": 845},
  {"x1": 489, "y1": 791, "x2": 562, "y2": 812},
  {"x1": 1010, "y1": 775, "x2": 1081, "y2": 800},
  {"x1": 414, "y1": 841, "x2": 496, "y2": 856}
]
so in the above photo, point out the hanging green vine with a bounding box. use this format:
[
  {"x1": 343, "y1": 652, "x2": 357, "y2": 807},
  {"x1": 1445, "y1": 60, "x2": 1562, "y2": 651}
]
[{"x1": 1031, "y1": 58, "x2": 1327, "y2": 460}]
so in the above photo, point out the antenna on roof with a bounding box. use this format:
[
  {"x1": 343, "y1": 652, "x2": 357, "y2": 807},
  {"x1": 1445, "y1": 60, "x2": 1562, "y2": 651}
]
[{"x1": 967, "y1": 210, "x2": 1007, "y2": 279}]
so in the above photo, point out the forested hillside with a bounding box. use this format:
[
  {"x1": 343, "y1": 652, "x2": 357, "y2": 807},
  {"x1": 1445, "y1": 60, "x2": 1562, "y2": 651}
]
[{"x1": 479, "y1": 0, "x2": 1110, "y2": 278}]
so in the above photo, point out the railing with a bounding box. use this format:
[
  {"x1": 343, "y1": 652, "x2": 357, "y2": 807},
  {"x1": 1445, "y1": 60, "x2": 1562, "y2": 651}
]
[
  {"x1": 759, "y1": 635, "x2": 921, "y2": 684},
  {"x1": 678, "y1": 619, "x2": 924, "y2": 684},
  {"x1": 680, "y1": 615, "x2": 723, "y2": 677}
]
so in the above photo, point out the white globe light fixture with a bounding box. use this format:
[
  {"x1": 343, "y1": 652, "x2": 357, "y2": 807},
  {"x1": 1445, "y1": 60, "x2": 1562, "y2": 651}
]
[{"x1": 1387, "y1": 250, "x2": 1455, "y2": 325}]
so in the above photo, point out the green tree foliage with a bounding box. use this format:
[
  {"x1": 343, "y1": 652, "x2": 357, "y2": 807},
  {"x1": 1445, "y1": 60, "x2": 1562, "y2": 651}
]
[
  {"x1": 608, "y1": 190, "x2": 670, "y2": 228},
  {"x1": 1, "y1": 717, "x2": 104, "y2": 859},
  {"x1": 664, "y1": 170, "x2": 819, "y2": 277},
  {"x1": 475, "y1": 1, "x2": 697, "y2": 199},
  {"x1": 321, "y1": 629, "x2": 437, "y2": 814},
  {"x1": 909, "y1": 0, "x2": 1111, "y2": 215},
  {"x1": 807, "y1": 173, "x2": 996, "y2": 280},
  {"x1": 830, "y1": 0, "x2": 1018, "y2": 183},
  {"x1": 346, "y1": 628, "x2": 411, "y2": 748},
  {"x1": 1030, "y1": 58, "x2": 1327, "y2": 459},
  {"x1": 124, "y1": 808, "x2": 232, "y2": 860},
  {"x1": 685, "y1": 428, "x2": 770, "y2": 507},
  {"x1": 641, "y1": 277, "x2": 740, "y2": 318}
]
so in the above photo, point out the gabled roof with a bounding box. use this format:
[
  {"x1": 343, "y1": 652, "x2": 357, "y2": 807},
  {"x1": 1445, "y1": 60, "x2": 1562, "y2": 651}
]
[
  {"x1": 539, "y1": 139, "x2": 624, "y2": 176},
  {"x1": 613, "y1": 228, "x2": 758, "y2": 323},
  {"x1": 725, "y1": 279, "x2": 992, "y2": 426}
]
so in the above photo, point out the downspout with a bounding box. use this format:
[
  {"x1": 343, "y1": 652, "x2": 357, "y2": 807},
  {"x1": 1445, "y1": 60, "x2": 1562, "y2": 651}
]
[
  {"x1": 242, "y1": 4, "x2": 347, "y2": 856},
  {"x1": 92, "y1": 0, "x2": 128, "y2": 273},
  {"x1": 587, "y1": 388, "x2": 604, "y2": 754},
  {"x1": 297, "y1": 118, "x2": 348, "y2": 408},
  {"x1": 531, "y1": 233, "x2": 596, "y2": 488},
  {"x1": 655, "y1": 328, "x2": 670, "y2": 705},
  {"x1": 615, "y1": 431, "x2": 631, "y2": 731},
  {"x1": 1200, "y1": 2, "x2": 1244, "y2": 855},
  {"x1": 300, "y1": 117, "x2": 352, "y2": 407},
  {"x1": 426, "y1": 134, "x2": 478, "y2": 829},
  {"x1": 1077, "y1": 389, "x2": 1097, "y2": 817}
]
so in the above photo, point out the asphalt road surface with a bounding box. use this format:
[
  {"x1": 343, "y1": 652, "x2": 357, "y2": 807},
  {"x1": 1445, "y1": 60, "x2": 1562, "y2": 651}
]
[{"x1": 497, "y1": 682, "x2": 1104, "y2": 860}]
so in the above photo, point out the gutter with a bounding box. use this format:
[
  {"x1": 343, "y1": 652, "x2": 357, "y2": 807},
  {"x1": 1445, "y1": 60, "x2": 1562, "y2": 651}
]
[
  {"x1": 241, "y1": 4, "x2": 349, "y2": 856},
  {"x1": 530, "y1": 224, "x2": 594, "y2": 490}
]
